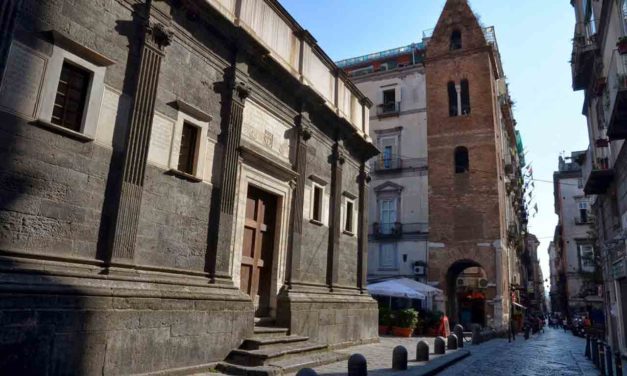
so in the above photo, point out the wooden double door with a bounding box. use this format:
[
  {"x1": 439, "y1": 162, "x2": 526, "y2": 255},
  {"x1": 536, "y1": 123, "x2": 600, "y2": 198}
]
[{"x1": 240, "y1": 186, "x2": 277, "y2": 317}]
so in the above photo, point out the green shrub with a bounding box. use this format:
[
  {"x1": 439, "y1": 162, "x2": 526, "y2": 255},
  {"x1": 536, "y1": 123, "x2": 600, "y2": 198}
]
[
  {"x1": 379, "y1": 307, "x2": 392, "y2": 326},
  {"x1": 395, "y1": 309, "x2": 419, "y2": 328}
]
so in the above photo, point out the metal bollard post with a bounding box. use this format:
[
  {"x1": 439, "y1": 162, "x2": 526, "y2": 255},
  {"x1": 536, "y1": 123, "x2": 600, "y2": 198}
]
[
  {"x1": 392, "y1": 346, "x2": 408, "y2": 371},
  {"x1": 434, "y1": 336, "x2": 446, "y2": 354},
  {"x1": 600, "y1": 341, "x2": 606, "y2": 375},
  {"x1": 454, "y1": 324, "x2": 464, "y2": 348},
  {"x1": 615, "y1": 351, "x2": 623, "y2": 376},
  {"x1": 348, "y1": 353, "x2": 367, "y2": 376},
  {"x1": 592, "y1": 338, "x2": 599, "y2": 367},
  {"x1": 586, "y1": 335, "x2": 591, "y2": 359},
  {"x1": 447, "y1": 334, "x2": 458, "y2": 350},
  {"x1": 606, "y1": 344, "x2": 614, "y2": 376},
  {"x1": 416, "y1": 341, "x2": 430, "y2": 362}
]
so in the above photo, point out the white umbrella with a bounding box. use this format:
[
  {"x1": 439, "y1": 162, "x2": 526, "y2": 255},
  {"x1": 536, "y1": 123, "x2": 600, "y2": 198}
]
[{"x1": 367, "y1": 279, "x2": 427, "y2": 300}]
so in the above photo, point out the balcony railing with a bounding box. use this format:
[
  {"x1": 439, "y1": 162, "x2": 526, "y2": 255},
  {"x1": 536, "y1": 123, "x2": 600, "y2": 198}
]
[
  {"x1": 574, "y1": 216, "x2": 593, "y2": 226},
  {"x1": 582, "y1": 146, "x2": 614, "y2": 195},
  {"x1": 373, "y1": 157, "x2": 402, "y2": 171},
  {"x1": 605, "y1": 49, "x2": 627, "y2": 139},
  {"x1": 371, "y1": 222, "x2": 428, "y2": 239},
  {"x1": 571, "y1": 22, "x2": 597, "y2": 90},
  {"x1": 376, "y1": 102, "x2": 401, "y2": 117}
]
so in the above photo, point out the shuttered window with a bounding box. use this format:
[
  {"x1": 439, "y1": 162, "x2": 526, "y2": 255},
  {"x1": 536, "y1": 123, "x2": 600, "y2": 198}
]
[
  {"x1": 52, "y1": 62, "x2": 91, "y2": 132},
  {"x1": 178, "y1": 122, "x2": 199, "y2": 174}
]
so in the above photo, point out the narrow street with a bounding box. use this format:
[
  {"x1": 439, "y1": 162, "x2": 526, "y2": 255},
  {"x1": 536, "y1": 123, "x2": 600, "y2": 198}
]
[{"x1": 440, "y1": 329, "x2": 598, "y2": 376}]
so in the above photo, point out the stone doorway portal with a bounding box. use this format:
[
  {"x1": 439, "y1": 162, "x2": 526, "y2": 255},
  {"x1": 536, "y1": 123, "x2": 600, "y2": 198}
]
[{"x1": 240, "y1": 185, "x2": 277, "y2": 317}]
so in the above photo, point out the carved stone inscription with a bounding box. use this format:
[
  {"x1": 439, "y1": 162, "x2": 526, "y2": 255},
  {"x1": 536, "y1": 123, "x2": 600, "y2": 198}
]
[
  {"x1": 242, "y1": 100, "x2": 290, "y2": 162},
  {"x1": 0, "y1": 43, "x2": 46, "y2": 119},
  {"x1": 147, "y1": 113, "x2": 175, "y2": 168}
]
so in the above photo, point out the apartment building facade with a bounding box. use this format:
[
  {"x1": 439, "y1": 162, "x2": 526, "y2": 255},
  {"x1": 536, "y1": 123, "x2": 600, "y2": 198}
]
[
  {"x1": 338, "y1": 44, "x2": 429, "y2": 283},
  {"x1": 569, "y1": 0, "x2": 627, "y2": 358}
]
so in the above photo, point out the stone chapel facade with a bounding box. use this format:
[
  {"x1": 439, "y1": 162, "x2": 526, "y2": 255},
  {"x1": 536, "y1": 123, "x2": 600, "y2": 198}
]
[{"x1": 0, "y1": 0, "x2": 378, "y2": 374}]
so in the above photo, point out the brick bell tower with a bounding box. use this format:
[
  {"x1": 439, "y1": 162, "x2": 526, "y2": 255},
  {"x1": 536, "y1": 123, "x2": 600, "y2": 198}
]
[{"x1": 425, "y1": 0, "x2": 508, "y2": 329}]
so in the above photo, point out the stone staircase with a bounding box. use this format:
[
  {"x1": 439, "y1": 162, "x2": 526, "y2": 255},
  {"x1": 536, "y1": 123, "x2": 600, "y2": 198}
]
[{"x1": 216, "y1": 321, "x2": 348, "y2": 375}]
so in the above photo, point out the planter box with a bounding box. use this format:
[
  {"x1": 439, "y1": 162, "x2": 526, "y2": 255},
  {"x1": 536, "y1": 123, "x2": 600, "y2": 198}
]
[{"x1": 392, "y1": 326, "x2": 413, "y2": 337}]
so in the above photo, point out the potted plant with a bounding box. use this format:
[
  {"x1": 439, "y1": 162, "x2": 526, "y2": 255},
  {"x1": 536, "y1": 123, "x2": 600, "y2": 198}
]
[
  {"x1": 378, "y1": 307, "x2": 392, "y2": 335},
  {"x1": 618, "y1": 36, "x2": 627, "y2": 55},
  {"x1": 392, "y1": 309, "x2": 418, "y2": 337}
]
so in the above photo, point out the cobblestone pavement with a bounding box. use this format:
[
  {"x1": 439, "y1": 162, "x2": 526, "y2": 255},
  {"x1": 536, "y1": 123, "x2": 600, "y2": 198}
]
[
  {"x1": 439, "y1": 328, "x2": 599, "y2": 376},
  {"x1": 303, "y1": 328, "x2": 599, "y2": 375}
]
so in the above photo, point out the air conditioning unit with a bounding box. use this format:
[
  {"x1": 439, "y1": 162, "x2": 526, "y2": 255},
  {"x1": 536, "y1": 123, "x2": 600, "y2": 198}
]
[
  {"x1": 479, "y1": 278, "x2": 489, "y2": 289},
  {"x1": 457, "y1": 278, "x2": 466, "y2": 287},
  {"x1": 413, "y1": 265, "x2": 425, "y2": 275}
]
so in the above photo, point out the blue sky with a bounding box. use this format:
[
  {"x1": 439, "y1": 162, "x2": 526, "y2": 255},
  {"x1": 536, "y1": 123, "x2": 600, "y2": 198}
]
[{"x1": 279, "y1": 0, "x2": 590, "y2": 291}]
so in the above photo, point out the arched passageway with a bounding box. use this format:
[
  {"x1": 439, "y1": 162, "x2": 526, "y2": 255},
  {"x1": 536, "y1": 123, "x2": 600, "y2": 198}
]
[{"x1": 446, "y1": 260, "x2": 488, "y2": 328}]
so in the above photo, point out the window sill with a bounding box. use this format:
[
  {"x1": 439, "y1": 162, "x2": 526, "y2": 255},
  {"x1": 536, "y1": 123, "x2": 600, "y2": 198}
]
[
  {"x1": 166, "y1": 169, "x2": 203, "y2": 182},
  {"x1": 309, "y1": 219, "x2": 324, "y2": 227},
  {"x1": 33, "y1": 119, "x2": 94, "y2": 143}
]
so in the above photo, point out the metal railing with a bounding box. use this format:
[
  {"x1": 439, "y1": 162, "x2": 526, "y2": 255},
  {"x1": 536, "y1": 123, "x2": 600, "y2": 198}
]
[
  {"x1": 336, "y1": 43, "x2": 424, "y2": 68},
  {"x1": 371, "y1": 222, "x2": 428, "y2": 238},
  {"x1": 421, "y1": 26, "x2": 497, "y2": 47},
  {"x1": 373, "y1": 157, "x2": 402, "y2": 171},
  {"x1": 605, "y1": 49, "x2": 627, "y2": 127},
  {"x1": 376, "y1": 102, "x2": 401, "y2": 116}
]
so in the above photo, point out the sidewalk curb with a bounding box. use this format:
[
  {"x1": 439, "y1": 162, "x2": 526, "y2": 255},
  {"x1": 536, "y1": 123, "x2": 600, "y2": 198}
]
[{"x1": 414, "y1": 350, "x2": 471, "y2": 376}]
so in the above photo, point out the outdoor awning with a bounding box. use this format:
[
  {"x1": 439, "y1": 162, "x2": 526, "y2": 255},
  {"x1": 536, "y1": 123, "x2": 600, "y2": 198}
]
[{"x1": 367, "y1": 278, "x2": 442, "y2": 300}]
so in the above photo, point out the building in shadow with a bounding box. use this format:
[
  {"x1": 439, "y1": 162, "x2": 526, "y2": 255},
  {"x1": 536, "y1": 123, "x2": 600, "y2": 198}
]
[{"x1": 0, "y1": 0, "x2": 379, "y2": 374}]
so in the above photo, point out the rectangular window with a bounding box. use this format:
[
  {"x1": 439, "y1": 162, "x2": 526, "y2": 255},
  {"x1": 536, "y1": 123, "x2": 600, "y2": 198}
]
[
  {"x1": 312, "y1": 185, "x2": 324, "y2": 222},
  {"x1": 178, "y1": 122, "x2": 199, "y2": 174},
  {"x1": 51, "y1": 62, "x2": 91, "y2": 132},
  {"x1": 379, "y1": 243, "x2": 397, "y2": 270},
  {"x1": 379, "y1": 199, "x2": 397, "y2": 234},
  {"x1": 382, "y1": 89, "x2": 395, "y2": 104},
  {"x1": 578, "y1": 201, "x2": 589, "y2": 223},
  {"x1": 345, "y1": 200, "x2": 354, "y2": 233},
  {"x1": 579, "y1": 244, "x2": 595, "y2": 272},
  {"x1": 383, "y1": 146, "x2": 393, "y2": 169}
]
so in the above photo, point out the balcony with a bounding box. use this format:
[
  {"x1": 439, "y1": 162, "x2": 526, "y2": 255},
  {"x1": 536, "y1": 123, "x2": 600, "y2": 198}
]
[
  {"x1": 376, "y1": 102, "x2": 400, "y2": 118},
  {"x1": 605, "y1": 49, "x2": 627, "y2": 139},
  {"x1": 373, "y1": 157, "x2": 402, "y2": 172},
  {"x1": 571, "y1": 22, "x2": 597, "y2": 90},
  {"x1": 371, "y1": 222, "x2": 428, "y2": 240},
  {"x1": 582, "y1": 146, "x2": 614, "y2": 195}
]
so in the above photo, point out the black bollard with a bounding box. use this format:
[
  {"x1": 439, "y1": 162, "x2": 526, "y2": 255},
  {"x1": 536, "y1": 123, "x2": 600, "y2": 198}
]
[
  {"x1": 607, "y1": 344, "x2": 614, "y2": 376},
  {"x1": 471, "y1": 324, "x2": 481, "y2": 345},
  {"x1": 592, "y1": 338, "x2": 599, "y2": 367},
  {"x1": 616, "y1": 351, "x2": 623, "y2": 376},
  {"x1": 348, "y1": 353, "x2": 367, "y2": 376},
  {"x1": 586, "y1": 335, "x2": 591, "y2": 359},
  {"x1": 454, "y1": 324, "x2": 464, "y2": 348},
  {"x1": 434, "y1": 336, "x2": 446, "y2": 354},
  {"x1": 599, "y1": 342, "x2": 606, "y2": 375},
  {"x1": 392, "y1": 346, "x2": 408, "y2": 371},
  {"x1": 447, "y1": 334, "x2": 458, "y2": 350},
  {"x1": 296, "y1": 368, "x2": 318, "y2": 376},
  {"x1": 416, "y1": 341, "x2": 430, "y2": 362}
]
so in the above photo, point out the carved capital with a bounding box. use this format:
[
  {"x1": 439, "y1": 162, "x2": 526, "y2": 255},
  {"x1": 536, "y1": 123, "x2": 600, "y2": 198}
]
[
  {"x1": 333, "y1": 142, "x2": 346, "y2": 165},
  {"x1": 146, "y1": 21, "x2": 173, "y2": 49},
  {"x1": 234, "y1": 80, "x2": 251, "y2": 100},
  {"x1": 358, "y1": 170, "x2": 372, "y2": 184}
]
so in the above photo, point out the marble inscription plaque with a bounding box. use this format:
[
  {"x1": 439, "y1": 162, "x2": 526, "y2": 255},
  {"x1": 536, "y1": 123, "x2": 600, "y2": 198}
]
[
  {"x1": 148, "y1": 113, "x2": 174, "y2": 168},
  {"x1": 0, "y1": 43, "x2": 46, "y2": 119}
]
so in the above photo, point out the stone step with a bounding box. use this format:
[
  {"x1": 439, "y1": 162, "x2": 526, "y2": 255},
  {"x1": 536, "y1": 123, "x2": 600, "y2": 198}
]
[
  {"x1": 240, "y1": 335, "x2": 310, "y2": 351},
  {"x1": 272, "y1": 351, "x2": 350, "y2": 374},
  {"x1": 253, "y1": 326, "x2": 289, "y2": 338},
  {"x1": 225, "y1": 342, "x2": 328, "y2": 367},
  {"x1": 217, "y1": 350, "x2": 348, "y2": 376},
  {"x1": 254, "y1": 316, "x2": 276, "y2": 327}
]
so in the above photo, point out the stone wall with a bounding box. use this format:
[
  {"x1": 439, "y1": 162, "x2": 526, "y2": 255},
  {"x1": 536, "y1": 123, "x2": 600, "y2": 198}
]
[{"x1": 276, "y1": 291, "x2": 378, "y2": 347}]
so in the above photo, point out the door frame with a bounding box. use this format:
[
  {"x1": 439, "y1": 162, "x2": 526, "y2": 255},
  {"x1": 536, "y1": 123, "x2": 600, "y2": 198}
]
[{"x1": 232, "y1": 163, "x2": 293, "y2": 319}]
